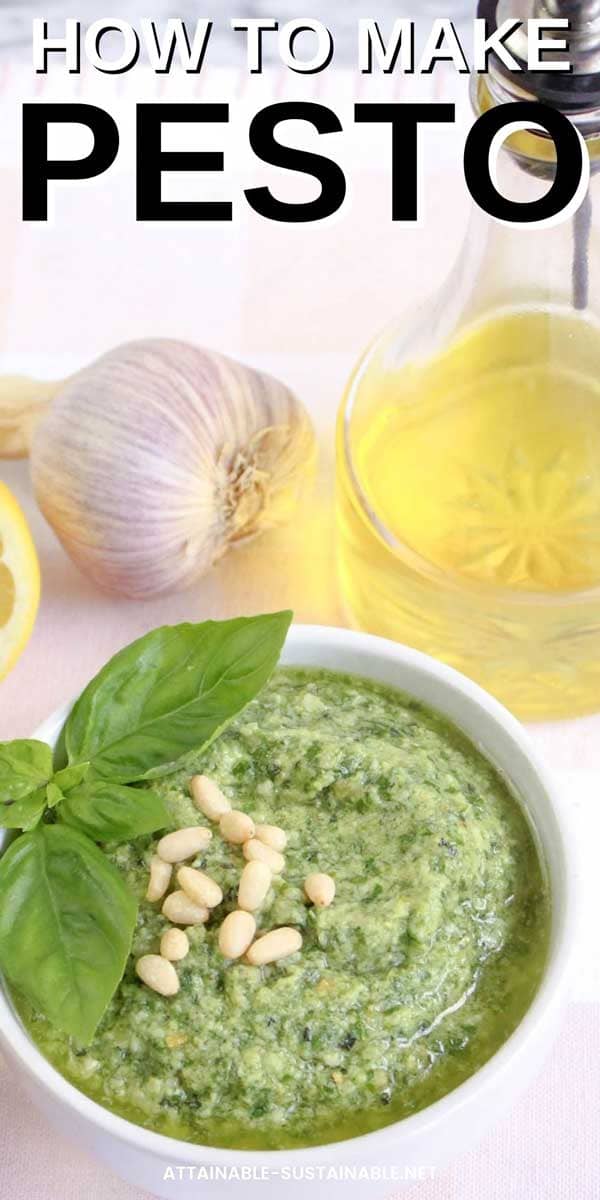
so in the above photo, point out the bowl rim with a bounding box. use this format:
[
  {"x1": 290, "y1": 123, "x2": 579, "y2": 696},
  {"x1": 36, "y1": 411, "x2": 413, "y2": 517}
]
[{"x1": 0, "y1": 622, "x2": 576, "y2": 1165}]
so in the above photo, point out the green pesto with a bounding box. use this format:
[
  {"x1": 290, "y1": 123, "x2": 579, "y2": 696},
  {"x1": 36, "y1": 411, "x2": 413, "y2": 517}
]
[{"x1": 18, "y1": 667, "x2": 550, "y2": 1149}]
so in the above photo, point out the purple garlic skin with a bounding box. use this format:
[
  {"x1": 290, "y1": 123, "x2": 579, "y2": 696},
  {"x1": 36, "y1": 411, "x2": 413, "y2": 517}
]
[{"x1": 30, "y1": 339, "x2": 316, "y2": 599}]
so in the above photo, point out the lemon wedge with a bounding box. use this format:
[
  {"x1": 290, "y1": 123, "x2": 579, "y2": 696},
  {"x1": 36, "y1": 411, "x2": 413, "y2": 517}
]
[{"x1": 0, "y1": 482, "x2": 40, "y2": 680}]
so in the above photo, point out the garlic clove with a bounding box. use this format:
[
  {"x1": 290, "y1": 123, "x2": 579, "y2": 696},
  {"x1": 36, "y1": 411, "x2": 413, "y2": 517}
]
[
  {"x1": 0, "y1": 376, "x2": 62, "y2": 460},
  {"x1": 30, "y1": 340, "x2": 316, "y2": 599}
]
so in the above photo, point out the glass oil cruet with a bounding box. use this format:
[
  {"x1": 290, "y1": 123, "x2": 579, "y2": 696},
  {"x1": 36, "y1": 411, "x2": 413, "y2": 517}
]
[{"x1": 337, "y1": 0, "x2": 600, "y2": 720}]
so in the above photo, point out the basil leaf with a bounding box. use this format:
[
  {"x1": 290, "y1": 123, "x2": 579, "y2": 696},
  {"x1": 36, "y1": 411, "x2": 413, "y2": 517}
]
[
  {"x1": 0, "y1": 787, "x2": 46, "y2": 831},
  {"x1": 0, "y1": 825, "x2": 137, "y2": 1044},
  {"x1": 0, "y1": 740, "x2": 52, "y2": 803},
  {"x1": 45, "y1": 782, "x2": 63, "y2": 809},
  {"x1": 59, "y1": 781, "x2": 169, "y2": 843},
  {"x1": 53, "y1": 763, "x2": 90, "y2": 793},
  {"x1": 64, "y1": 612, "x2": 292, "y2": 783}
]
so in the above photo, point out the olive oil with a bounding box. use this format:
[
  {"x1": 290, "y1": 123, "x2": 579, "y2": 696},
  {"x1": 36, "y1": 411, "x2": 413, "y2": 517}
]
[{"x1": 337, "y1": 306, "x2": 600, "y2": 718}]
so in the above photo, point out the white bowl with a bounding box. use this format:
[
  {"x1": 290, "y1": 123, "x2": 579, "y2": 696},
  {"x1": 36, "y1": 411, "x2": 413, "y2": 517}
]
[{"x1": 0, "y1": 625, "x2": 575, "y2": 1199}]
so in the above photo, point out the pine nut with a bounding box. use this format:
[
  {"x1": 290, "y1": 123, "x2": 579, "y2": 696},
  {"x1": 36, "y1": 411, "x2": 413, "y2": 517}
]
[
  {"x1": 218, "y1": 910, "x2": 256, "y2": 960},
  {"x1": 136, "y1": 954, "x2": 179, "y2": 996},
  {"x1": 304, "y1": 873, "x2": 336, "y2": 908},
  {"x1": 238, "y1": 861, "x2": 272, "y2": 912},
  {"x1": 219, "y1": 810, "x2": 255, "y2": 845},
  {"x1": 146, "y1": 855, "x2": 172, "y2": 902},
  {"x1": 162, "y1": 890, "x2": 209, "y2": 926},
  {"x1": 255, "y1": 824, "x2": 287, "y2": 852},
  {"x1": 190, "y1": 775, "x2": 231, "y2": 821},
  {"x1": 157, "y1": 826, "x2": 212, "y2": 864},
  {"x1": 177, "y1": 866, "x2": 223, "y2": 909},
  {"x1": 243, "y1": 839, "x2": 285, "y2": 874},
  {"x1": 160, "y1": 928, "x2": 190, "y2": 962},
  {"x1": 246, "y1": 928, "x2": 302, "y2": 966}
]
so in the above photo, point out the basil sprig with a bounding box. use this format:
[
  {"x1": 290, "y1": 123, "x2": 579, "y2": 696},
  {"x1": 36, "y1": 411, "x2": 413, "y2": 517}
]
[
  {"x1": 0, "y1": 611, "x2": 292, "y2": 1043},
  {"x1": 65, "y1": 614, "x2": 293, "y2": 782},
  {"x1": 0, "y1": 825, "x2": 137, "y2": 1044},
  {"x1": 0, "y1": 739, "x2": 53, "y2": 804},
  {"x1": 60, "y1": 781, "x2": 170, "y2": 842}
]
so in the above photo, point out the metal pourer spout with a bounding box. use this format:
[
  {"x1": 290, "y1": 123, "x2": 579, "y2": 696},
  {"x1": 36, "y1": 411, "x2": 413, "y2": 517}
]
[
  {"x1": 484, "y1": 0, "x2": 600, "y2": 104},
  {"x1": 534, "y1": 0, "x2": 600, "y2": 67},
  {"x1": 477, "y1": 0, "x2": 599, "y2": 313},
  {"x1": 536, "y1": 0, "x2": 600, "y2": 22}
]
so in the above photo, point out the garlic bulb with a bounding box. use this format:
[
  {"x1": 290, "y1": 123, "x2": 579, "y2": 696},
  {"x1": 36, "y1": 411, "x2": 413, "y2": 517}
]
[{"x1": 30, "y1": 339, "x2": 316, "y2": 598}]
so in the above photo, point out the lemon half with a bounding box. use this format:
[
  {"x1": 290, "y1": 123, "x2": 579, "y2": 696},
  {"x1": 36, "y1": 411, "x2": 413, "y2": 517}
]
[{"x1": 0, "y1": 482, "x2": 40, "y2": 680}]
